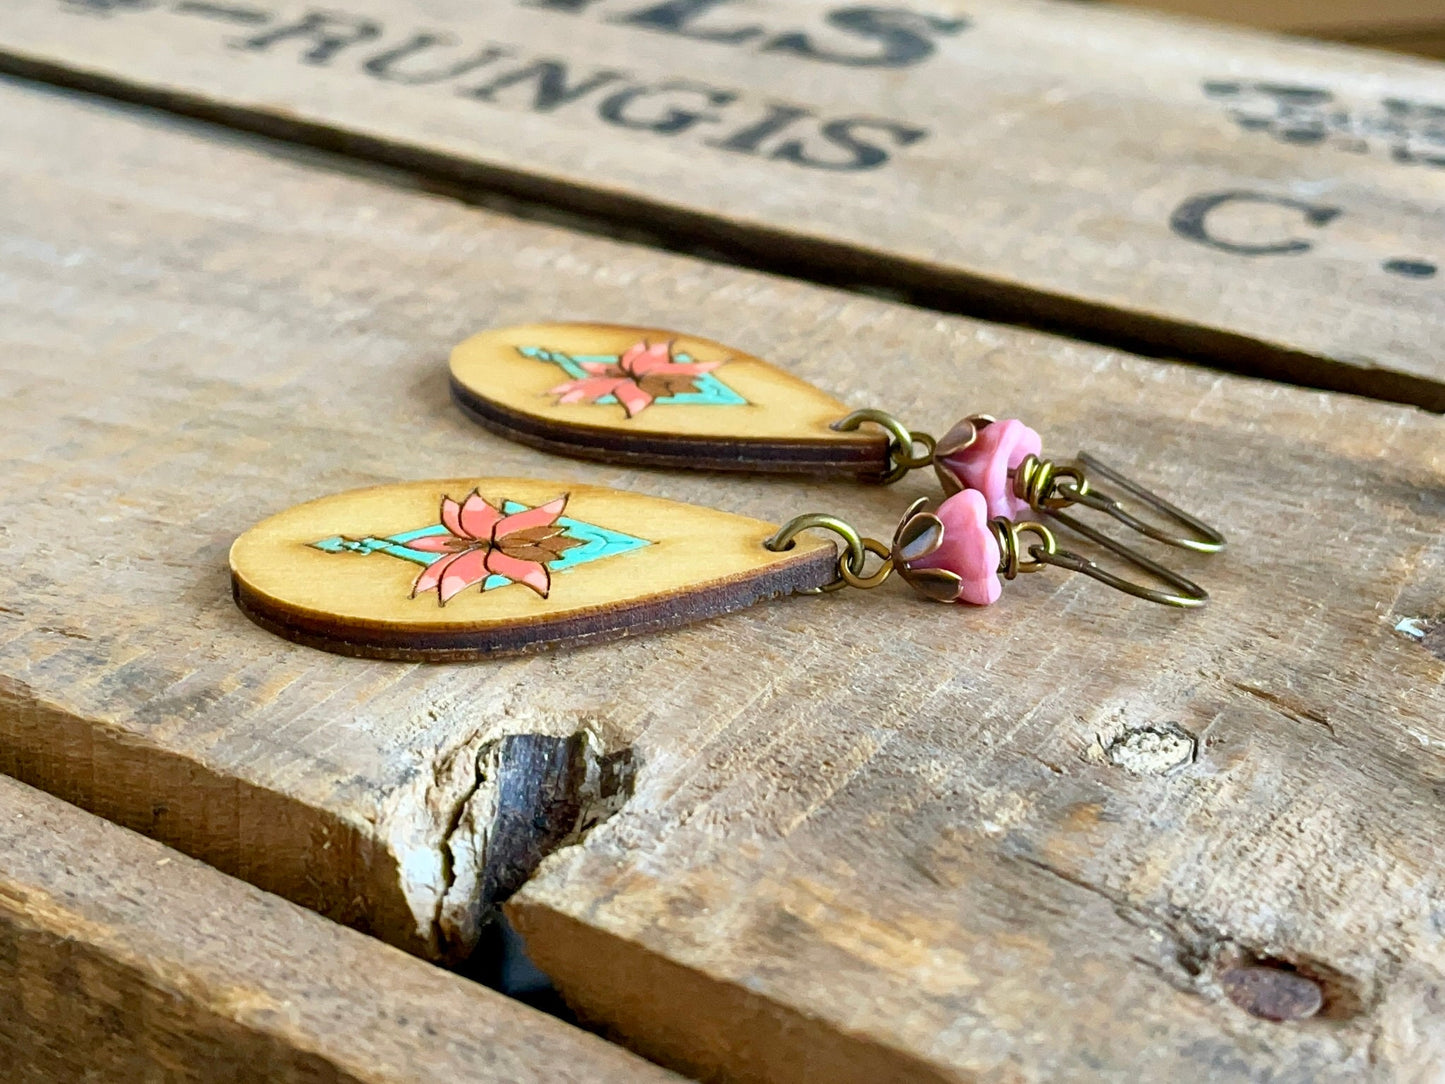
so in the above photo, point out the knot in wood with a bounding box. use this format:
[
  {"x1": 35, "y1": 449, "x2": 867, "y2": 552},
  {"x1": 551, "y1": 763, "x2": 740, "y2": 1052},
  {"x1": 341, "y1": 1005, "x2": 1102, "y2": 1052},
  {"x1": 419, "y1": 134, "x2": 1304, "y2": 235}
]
[
  {"x1": 1106, "y1": 723, "x2": 1196, "y2": 775},
  {"x1": 1219, "y1": 965, "x2": 1324, "y2": 1022}
]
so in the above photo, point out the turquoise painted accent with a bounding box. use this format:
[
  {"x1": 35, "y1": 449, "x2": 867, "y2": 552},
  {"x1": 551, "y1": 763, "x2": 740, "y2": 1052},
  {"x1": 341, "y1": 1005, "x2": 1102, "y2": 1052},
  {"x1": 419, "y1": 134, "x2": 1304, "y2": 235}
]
[
  {"x1": 310, "y1": 524, "x2": 449, "y2": 565},
  {"x1": 518, "y1": 345, "x2": 746, "y2": 406},
  {"x1": 309, "y1": 501, "x2": 650, "y2": 592}
]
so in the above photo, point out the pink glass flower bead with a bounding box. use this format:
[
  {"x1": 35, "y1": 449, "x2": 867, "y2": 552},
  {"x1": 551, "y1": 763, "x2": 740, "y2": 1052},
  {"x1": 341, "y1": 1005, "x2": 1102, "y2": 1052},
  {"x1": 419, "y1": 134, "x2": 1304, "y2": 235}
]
[
  {"x1": 936, "y1": 418, "x2": 1042, "y2": 520},
  {"x1": 907, "y1": 489, "x2": 1002, "y2": 605}
]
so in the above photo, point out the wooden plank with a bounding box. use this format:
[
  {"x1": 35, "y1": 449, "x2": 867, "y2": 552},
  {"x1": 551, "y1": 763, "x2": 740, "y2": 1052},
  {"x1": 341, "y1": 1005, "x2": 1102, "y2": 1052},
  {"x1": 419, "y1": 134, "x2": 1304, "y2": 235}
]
[
  {"x1": 0, "y1": 78, "x2": 1442, "y2": 1080},
  {"x1": 1099, "y1": 0, "x2": 1445, "y2": 61},
  {"x1": 2, "y1": 1, "x2": 1445, "y2": 410},
  {"x1": 0, "y1": 773, "x2": 684, "y2": 1083},
  {"x1": 1102, "y1": 0, "x2": 1445, "y2": 36},
  {"x1": 1339, "y1": 27, "x2": 1445, "y2": 61}
]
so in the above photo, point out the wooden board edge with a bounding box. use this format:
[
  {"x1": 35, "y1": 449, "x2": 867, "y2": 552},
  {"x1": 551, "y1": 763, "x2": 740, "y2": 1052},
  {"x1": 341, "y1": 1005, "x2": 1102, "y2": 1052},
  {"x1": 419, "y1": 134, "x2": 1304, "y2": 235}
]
[
  {"x1": 507, "y1": 898, "x2": 959, "y2": 1084},
  {"x1": 0, "y1": 773, "x2": 685, "y2": 1083},
  {"x1": 0, "y1": 676, "x2": 430, "y2": 958}
]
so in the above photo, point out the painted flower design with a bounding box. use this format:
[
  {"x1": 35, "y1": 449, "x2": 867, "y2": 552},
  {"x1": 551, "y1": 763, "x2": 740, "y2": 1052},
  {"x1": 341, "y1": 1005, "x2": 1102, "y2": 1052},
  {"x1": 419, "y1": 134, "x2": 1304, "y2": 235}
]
[
  {"x1": 403, "y1": 492, "x2": 580, "y2": 604},
  {"x1": 548, "y1": 340, "x2": 724, "y2": 418}
]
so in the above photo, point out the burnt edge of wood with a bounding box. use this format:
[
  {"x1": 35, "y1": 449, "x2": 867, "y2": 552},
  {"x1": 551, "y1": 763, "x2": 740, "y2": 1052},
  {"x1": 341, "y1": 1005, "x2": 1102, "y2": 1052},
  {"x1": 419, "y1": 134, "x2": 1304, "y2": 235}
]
[
  {"x1": 230, "y1": 544, "x2": 838, "y2": 660},
  {"x1": 1, "y1": 52, "x2": 1441, "y2": 414},
  {"x1": 449, "y1": 374, "x2": 892, "y2": 481}
]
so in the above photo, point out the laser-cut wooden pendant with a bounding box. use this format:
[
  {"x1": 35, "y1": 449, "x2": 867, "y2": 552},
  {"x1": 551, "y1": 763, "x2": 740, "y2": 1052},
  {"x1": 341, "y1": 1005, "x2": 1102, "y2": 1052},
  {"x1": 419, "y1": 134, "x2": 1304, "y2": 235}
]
[
  {"x1": 449, "y1": 323, "x2": 890, "y2": 480},
  {"x1": 229, "y1": 479, "x2": 836, "y2": 660}
]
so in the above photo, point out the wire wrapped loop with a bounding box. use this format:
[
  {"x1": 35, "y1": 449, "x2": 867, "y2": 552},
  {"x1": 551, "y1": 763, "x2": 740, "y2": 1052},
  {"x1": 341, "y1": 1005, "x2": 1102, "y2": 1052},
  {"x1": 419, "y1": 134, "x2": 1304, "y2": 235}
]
[
  {"x1": 1013, "y1": 452, "x2": 1225, "y2": 553},
  {"x1": 990, "y1": 519, "x2": 1058, "y2": 580},
  {"x1": 1011, "y1": 455, "x2": 1088, "y2": 511}
]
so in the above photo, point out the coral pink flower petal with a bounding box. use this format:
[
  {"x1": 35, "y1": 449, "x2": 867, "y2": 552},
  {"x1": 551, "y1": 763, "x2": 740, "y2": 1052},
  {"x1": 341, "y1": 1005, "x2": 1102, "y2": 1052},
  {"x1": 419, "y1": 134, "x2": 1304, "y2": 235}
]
[
  {"x1": 458, "y1": 492, "x2": 504, "y2": 540},
  {"x1": 912, "y1": 490, "x2": 1002, "y2": 605},
  {"x1": 613, "y1": 382, "x2": 655, "y2": 418},
  {"x1": 485, "y1": 550, "x2": 552, "y2": 597},
  {"x1": 437, "y1": 548, "x2": 491, "y2": 604},
  {"x1": 440, "y1": 497, "x2": 465, "y2": 538},
  {"x1": 551, "y1": 376, "x2": 628, "y2": 403},
  {"x1": 403, "y1": 534, "x2": 459, "y2": 553},
  {"x1": 938, "y1": 419, "x2": 1042, "y2": 521},
  {"x1": 620, "y1": 341, "x2": 674, "y2": 375},
  {"x1": 494, "y1": 496, "x2": 567, "y2": 538},
  {"x1": 413, "y1": 549, "x2": 463, "y2": 598}
]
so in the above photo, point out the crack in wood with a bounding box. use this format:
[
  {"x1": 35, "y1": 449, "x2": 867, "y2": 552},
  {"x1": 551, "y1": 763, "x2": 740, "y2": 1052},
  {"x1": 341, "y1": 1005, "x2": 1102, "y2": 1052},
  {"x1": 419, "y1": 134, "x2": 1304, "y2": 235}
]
[
  {"x1": 1230, "y1": 681, "x2": 1339, "y2": 740},
  {"x1": 431, "y1": 731, "x2": 636, "y2": 965},
  {"x1": 1016, "y1": 854, "x2": 1368, "y2": 1021}
]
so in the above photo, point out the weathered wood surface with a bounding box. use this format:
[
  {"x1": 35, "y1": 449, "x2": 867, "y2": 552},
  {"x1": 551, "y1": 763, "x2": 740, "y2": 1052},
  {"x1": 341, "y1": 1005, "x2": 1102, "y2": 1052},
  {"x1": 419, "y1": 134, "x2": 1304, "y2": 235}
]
[
  {"x1": 3, "y1": 0, "x2": 1445, "y2": 409},
  {"x1": 0, "y1": 773, "x2": 686, "y2": 1083},
  {"x1": 0, "y1": 78, "x2": 1443, "y2": 1081}
]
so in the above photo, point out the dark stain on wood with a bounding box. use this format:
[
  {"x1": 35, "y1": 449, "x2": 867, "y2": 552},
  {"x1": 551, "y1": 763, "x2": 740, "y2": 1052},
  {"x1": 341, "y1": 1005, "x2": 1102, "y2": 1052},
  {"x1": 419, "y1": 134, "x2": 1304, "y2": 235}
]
[{"x1": 1421, "y1": 617, "x2": 1445, "y2": 662}]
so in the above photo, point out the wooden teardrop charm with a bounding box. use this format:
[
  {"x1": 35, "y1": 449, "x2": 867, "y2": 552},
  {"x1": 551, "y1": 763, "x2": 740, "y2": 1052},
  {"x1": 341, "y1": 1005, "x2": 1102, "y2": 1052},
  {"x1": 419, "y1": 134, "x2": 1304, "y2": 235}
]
[
  {"x1": 230, "y1": 479, "x2": 835, "y2": 660},
  {"x1": 449, "y1": 323, "x2": 889, "y2": 480}
]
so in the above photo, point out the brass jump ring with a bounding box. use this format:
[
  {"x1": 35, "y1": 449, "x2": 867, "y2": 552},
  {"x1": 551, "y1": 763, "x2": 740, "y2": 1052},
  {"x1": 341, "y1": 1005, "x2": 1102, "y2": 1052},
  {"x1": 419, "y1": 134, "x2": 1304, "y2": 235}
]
[
  {"x1": 764, "y1": 513, "x2": 868, "y2": 594},
  {"x1": 991, "y1": 518, "x2": 1058, "y2": 579},
  {"x1": 838, "y1": 538, "x2": 894, "y2": 590},
  {"x1": 831, "y1": 408, "x2": 936, "y2": 484}
]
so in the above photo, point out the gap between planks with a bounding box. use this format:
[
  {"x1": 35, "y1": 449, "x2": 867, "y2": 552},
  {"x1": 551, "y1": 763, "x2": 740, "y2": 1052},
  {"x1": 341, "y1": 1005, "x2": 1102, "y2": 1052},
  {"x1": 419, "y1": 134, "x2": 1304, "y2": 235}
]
[{"x1": 0, "y1": 771, "x2": 686, "y2": 1084}]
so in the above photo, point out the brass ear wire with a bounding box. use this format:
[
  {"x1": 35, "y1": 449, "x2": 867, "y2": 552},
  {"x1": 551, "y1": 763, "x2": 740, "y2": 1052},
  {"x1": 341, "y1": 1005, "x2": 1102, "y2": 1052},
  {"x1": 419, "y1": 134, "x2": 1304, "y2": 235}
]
[
  {"x1": 1001, "y1": 515, "x2": 1209, "y2": 608},
  {"x1": 766, "y1": 499, "x2": 1208, "y2": 607},
  {"x1": 1012, "y1": 452, "x2": 1225, "y2": 554},
  {"x1": 833, "y1": 411, "x2": 1225, "y2": 555}
]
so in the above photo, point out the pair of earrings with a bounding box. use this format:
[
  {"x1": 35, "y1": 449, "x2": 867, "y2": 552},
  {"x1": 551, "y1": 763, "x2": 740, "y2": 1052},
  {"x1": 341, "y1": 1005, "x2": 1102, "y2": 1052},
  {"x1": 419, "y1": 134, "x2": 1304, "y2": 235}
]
[{"x1": 230, "y1": 324, "x2": 1224, "y2": 660}]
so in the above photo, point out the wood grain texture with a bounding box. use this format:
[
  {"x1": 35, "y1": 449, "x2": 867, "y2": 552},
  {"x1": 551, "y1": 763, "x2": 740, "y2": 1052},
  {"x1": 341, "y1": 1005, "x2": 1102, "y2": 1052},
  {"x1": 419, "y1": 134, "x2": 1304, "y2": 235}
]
[
  {"x1": 0, "y1": 80, "x2": 1442, "y2": 1080},
  {"x1": 3, "y1": 0, "x2": 1445, "y2": 407},
  {"x1": 0, "y1": 773, "x2": 684, "y2": 1084},
  {"x1": 449, "y1": 323, "x2": 890, "y2": 478}
]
